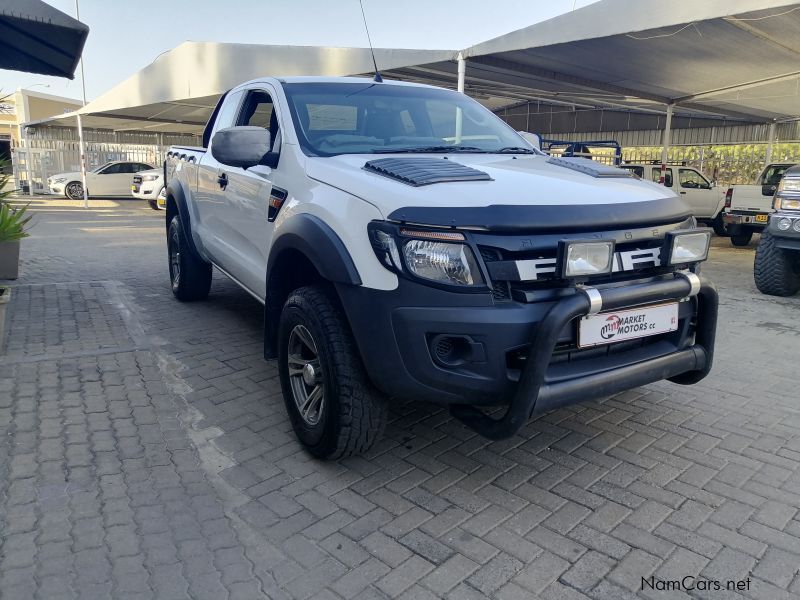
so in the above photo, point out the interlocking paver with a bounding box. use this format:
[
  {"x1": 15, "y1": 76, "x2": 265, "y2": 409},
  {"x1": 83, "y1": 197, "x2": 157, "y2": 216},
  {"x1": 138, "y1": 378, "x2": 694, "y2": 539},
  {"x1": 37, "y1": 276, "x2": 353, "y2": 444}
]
[{"x1": 4, "y1": 202, "x2": 800, "y2": 599}]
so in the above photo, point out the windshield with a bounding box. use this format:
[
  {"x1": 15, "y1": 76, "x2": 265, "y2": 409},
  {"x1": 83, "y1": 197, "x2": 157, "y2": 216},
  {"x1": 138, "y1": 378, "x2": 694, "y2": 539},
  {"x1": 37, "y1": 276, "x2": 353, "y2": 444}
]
[{"x1": 281, "y1": 82, "x2": 539, "y2": 157}]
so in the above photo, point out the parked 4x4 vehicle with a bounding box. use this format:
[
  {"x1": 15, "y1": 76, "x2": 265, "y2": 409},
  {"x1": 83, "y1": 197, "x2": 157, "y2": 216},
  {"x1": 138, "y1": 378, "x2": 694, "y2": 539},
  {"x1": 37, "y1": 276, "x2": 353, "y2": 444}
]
[
  {"x1": 164, "y1": 76, "x2": 719, "y2": 458},
  {"x1": 621, "y1": 162, "x2": 726, "y2": 236},
  {"x1": 131, "y1": 168, "x2": 165, "y2": 210},
  {"x1": 754, "y1": 164, "x2": 800, "y2": 296},
  {"x1": 723, "y1": 162, "x2": 797, "y2": 247}
]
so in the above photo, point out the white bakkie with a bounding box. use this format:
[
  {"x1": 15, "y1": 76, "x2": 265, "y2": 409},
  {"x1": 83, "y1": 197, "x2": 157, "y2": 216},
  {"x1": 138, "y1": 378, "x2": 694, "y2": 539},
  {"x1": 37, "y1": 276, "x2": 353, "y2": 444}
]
[
  {"x1": 164, "y1": 76, "x2": 719, "y2": 458},
  {"x1": 723, "y1": 162, "x2": 797, "y2": 247}
]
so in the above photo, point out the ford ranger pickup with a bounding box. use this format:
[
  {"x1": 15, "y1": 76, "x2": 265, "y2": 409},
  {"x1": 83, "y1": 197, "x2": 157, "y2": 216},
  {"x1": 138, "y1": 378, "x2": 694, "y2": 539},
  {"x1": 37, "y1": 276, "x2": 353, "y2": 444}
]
[
  {"x1": 164, "y1": 76, "x2": 719, "y2": 458},
  {"x1": 754, "y1": 164, "x2": 800, "y2": 296}
]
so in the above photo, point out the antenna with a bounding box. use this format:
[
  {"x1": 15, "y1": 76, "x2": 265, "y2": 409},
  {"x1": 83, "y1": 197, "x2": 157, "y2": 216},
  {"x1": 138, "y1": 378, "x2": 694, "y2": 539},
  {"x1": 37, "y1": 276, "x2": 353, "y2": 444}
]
[{"x1": 358, "y1": 0, "x2": 383, "y2": 83}]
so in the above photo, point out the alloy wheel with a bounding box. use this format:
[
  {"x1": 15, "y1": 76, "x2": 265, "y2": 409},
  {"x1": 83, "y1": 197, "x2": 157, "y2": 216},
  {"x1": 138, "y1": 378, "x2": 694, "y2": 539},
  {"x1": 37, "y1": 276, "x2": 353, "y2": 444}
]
[{"x1": 287, "y1": 324, "x2": 325, "y2": 426}]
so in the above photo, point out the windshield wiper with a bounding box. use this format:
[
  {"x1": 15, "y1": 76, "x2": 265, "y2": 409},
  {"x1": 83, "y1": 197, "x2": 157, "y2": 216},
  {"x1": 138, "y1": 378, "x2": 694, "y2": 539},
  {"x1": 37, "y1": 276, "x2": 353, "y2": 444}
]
[
  {"x1": 494, "y1": 146, "x2": 538, "y2": 154},
  {"x1": 370, "y1": 145, "x2": 487, "y2": 154}
]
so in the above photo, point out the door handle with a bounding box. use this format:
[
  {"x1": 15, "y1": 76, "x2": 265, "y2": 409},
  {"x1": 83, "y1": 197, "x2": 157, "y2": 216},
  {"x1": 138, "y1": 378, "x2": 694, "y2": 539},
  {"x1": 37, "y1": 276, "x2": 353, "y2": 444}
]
[
  {"x1": 680, "y1": 191, "x2": 687, "y2": 194},
  {"x1": 217, "y1": 172, "x2": 228, "y2": 189}
]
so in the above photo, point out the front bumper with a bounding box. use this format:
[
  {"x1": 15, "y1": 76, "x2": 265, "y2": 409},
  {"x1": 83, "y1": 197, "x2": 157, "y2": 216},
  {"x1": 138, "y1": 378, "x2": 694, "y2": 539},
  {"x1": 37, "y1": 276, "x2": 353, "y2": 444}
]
[
  {"x1": 338, "y1": 271, "x2": 717, "y2": 439},
  {"x1": 724, "y1": 211, "x2": 769, "y2": 230},
  {"x1": 768, "y1": 213, "x2": 800, "y2": 250},
  {"x1": 49, "y1": 184, "x2": 65, "y2": 195}
]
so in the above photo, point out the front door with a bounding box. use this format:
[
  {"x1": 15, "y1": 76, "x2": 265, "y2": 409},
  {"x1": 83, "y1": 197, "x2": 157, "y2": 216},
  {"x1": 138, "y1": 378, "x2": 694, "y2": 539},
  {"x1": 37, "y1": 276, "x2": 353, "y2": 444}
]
[
  {"x1": 92, "y1": 163, "x2": 134, "y2": 195},
  {"x1": 219, "y1": 88, "x2": 282, "y2": 298},
  {"x1": 677, "y1": 168, "x2": 715, "y2": 218}
]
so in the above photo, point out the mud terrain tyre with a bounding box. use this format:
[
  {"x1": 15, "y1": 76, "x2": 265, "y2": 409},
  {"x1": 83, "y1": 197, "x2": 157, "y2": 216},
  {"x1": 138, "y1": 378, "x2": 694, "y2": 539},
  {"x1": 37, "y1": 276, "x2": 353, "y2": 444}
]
[
  {"x1": 754, "y1": 230, "x2": 800, "y2": 296},
  {"x1": 167, "y1": 215, "x2": 212, "y2": 301}
]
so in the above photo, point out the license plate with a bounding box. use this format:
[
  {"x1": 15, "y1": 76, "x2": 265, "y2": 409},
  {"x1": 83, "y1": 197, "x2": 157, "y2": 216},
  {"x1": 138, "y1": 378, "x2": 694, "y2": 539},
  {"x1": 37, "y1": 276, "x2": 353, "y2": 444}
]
[
  {"x1": 756, "y1": 214, "x2": 768, "y2": 223},
  {"x1": 131, "y1": 185, "x2": 139, "y2": 192},
  {"x1": 578, "y1": 303, "x2": 679, "y2": 348}
]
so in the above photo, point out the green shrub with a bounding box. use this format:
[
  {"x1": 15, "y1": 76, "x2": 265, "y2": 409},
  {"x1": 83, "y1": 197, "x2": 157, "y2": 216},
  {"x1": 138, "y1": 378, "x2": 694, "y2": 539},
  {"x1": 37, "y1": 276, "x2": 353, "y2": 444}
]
[{"x1": 0, "y1": 158, "x2": 32, "y2": 242}]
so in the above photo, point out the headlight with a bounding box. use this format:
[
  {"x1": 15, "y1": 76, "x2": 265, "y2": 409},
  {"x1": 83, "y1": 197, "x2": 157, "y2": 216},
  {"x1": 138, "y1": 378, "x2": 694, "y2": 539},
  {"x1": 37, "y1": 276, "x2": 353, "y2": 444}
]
[
  {"x1": 665, "y1": 230, "x2": 711, "y2": 265},
  {"x1": 775, "y1": 196, "x2": 800, "y2": 211},
  {"x1": 558, "y1": 240, "x2": 614, "y2": 278},
  {"x1": 142, "y1": 174, "x2": 160, "y2": 182},
  {"x1": 52, "y1": 177, "x2": 66, "y2": 184},
  {"x1": 777, "y1": 178, "x2": 800, "y2": 194},
  {"x1": 778, "y1": 217, "x2": 792, "y2": 231},
  {"x1": 403, "y1": 239, "x2": 481, "y2": 286}
]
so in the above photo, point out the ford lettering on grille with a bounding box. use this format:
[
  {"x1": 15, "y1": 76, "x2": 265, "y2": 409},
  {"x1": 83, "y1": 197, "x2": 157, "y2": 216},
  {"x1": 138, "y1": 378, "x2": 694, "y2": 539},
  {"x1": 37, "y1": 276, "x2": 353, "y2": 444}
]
[{"x1": 515, "y1": 247, "x2": 662, "y2": 281}]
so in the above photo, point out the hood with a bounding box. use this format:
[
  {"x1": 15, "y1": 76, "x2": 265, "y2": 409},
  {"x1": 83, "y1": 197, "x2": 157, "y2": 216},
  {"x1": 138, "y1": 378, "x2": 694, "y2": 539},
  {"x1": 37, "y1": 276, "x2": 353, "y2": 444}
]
[
  {"x1": 49, "y1": 171, "x2": 81, "y2": 181},
  {"x1": 136, "y1": 168, "x2": 162, "y2": 177},
  {"x1": 305, "y1": 153, "x2": 691, "y2": 232}
]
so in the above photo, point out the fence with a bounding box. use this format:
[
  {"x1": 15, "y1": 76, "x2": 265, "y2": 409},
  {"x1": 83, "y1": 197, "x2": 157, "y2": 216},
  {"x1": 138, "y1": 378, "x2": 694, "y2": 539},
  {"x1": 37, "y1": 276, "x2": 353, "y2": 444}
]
[{"x1": 11, "y1": 126, "x2": 200, "y2": 194}]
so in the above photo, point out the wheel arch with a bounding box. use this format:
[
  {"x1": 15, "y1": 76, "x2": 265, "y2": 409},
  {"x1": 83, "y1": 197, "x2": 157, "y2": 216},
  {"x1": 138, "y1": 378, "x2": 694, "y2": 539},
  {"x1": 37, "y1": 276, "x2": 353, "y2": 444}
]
[
  {"x1": 165, "y1": 181, "x2": 204, "y2": 260},
  {"x1": 263, "y1": 214, "x2": 362, "y2": 359}
]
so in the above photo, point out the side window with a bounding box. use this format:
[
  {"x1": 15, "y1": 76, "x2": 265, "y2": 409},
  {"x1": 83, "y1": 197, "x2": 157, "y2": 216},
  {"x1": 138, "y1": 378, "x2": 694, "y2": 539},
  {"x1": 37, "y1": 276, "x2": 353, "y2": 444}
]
[
  {"x1": 101, "y1": 163, "x2": 122, "y2": 174},
  {"x1": 622, "y1": 166, "x2": 644, "y2": 178},
  {"x1": 210, "y1": 90, "x2": 244, "y2": 139},
  {"x1": 121, "y1": 163, "x2": 137, "y2": 174},
  {"x1": 761, "y1": 165, "x2": 789, "y2": 186},
  {"x1": 137, "y1": 163, "x2": 152, "y2": 172},
  {"x1": 679, "y1": 169, "x2": 710, "y2": 189},
  {"x1": 237, "y1": 90, "x2": 280, "y2": 151},
  {"x1": 651, "y1": 167, "x2": 673, "y2": 187}
]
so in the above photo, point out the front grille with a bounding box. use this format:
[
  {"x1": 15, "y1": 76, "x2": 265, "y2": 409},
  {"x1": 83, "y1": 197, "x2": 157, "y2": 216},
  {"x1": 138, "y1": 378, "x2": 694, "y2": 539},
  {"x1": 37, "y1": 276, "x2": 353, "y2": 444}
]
[
  {"x1": 478, "y1": 238, "x2": 669, "y2": 301},
  {"x1": 133, "y1": 176, "x2": 142, "y2": 184}
]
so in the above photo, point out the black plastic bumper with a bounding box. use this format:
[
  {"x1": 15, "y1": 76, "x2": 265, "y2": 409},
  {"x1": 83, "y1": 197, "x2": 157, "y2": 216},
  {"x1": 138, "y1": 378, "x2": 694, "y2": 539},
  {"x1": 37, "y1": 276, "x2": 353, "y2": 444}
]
[
  {"x1": 768, "y1": 215, "x2": 800, "y2": 250},
  {"x1": 337, "y1": 273, "x2": 718, "y2": 440}
]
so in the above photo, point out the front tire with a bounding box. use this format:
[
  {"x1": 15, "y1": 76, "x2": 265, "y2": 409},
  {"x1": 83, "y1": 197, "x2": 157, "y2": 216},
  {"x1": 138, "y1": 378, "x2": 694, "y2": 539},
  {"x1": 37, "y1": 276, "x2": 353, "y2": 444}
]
[
  {"x1": 731, "y1": 231, "x2": 753, "y2": 247},
  {"x1": 754, "y1": 230, "x2": 800, "y2": 296},
  {"x1": 147, "y1": 199, "x2": 158, "y2": 210},
  {"x1": 167, "y1": 215, "x2": 212, "y2": 301},
  {"x1": 711, "y1": 213, "x2": 729, "y2": 237},
  {"x1": 65, "y1": 181, "x2": 84, "y2": 200},
  {"x1": 278, "y1": 286, "x2": 387, "y2": 459}
]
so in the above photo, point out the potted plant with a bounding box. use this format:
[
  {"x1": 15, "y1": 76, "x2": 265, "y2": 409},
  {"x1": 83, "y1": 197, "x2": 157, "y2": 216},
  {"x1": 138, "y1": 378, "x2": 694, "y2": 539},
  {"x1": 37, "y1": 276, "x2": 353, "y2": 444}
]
[{"x1": 0, "y1": 159, "x2": 32, "y2": 280}]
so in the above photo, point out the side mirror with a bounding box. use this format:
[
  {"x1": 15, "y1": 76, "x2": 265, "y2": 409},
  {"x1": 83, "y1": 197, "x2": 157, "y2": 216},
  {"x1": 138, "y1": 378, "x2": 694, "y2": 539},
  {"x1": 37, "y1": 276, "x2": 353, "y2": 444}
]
[
  {"x1": 517, "y1": 131, "x2": 541, "y2": 150},
  {"x1": 762, "y1": 184, "x2": 777, "y2": 196},
  {"x1": 211, "y1": 126, "x2": 272, "y2": 169}
]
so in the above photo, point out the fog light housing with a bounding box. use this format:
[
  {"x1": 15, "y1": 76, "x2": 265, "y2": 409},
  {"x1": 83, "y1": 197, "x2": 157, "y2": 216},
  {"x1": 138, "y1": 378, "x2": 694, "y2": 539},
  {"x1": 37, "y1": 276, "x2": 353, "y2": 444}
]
[
  {"x1": 778, "y1": 217, "x2": 792, "y2": 231},
  {"x1": 665, "y1": 230, "x2": 711, "y2": 265},
  {"x1": 558, "y1": 240, "x2": 615, "y2": 278}
]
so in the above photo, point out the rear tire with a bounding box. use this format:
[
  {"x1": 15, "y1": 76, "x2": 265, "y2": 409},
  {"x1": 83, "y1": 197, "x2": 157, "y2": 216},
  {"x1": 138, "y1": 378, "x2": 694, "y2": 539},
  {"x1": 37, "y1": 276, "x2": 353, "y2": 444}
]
[
  {"x1": 278, "y1": 285, "x2": 387, "y2": 459},
  {"x1": 754, "y1": 230, "x2": 800, "y2": 296},
  {"x1": 711, "y1": 213, "x2": 728, "y2": 237},
  {"x1": 167, "y1": 215, "x2": 212, "y2": 301},
  {"x1": 731, "y1": 232, "x2": 753, "y2": 247}
]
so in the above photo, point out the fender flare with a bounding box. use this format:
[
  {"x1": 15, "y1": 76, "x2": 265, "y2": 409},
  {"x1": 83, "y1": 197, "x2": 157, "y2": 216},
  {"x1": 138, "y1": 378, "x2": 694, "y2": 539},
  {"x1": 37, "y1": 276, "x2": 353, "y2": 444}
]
[
  {"x1": 267, "y1": 214, "x2": 361, "y2": 286},
  {"x1": 263, "y1": 214, "x2": 361, "y2": 359},
  {"x1": 165, "y1": 180, "x2": 204, "y2": 260}
]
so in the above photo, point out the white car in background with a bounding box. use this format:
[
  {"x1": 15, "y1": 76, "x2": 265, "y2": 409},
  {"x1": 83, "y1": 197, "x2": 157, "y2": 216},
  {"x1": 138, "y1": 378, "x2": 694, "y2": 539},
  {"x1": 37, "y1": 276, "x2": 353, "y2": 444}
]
[
  {"x1": 48, "y1": 160, "x2": 155, "y2": 199},
  {"x1": 621, "y1": 162, "x2": 727, "y2": 236},
  {"x1": 131, "y1": 168, "x2": 165, "y2": 210}
]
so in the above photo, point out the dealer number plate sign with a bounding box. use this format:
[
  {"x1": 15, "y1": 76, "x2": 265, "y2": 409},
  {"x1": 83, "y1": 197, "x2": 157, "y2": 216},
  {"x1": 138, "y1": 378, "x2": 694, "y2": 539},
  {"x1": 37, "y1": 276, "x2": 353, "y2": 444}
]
[{"x1": 578, "y1": 303, "x2": 679, "y2": 348}]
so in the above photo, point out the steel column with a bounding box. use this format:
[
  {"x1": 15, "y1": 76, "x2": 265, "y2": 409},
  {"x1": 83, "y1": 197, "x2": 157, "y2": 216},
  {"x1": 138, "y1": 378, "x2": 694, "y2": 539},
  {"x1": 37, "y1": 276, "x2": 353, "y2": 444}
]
[
  {"x1": 659, "y1": 103, "x2": 673, "y2": 185},
  {"x1": 77, "y1": 114, "x2": 88, "y2": 208}
]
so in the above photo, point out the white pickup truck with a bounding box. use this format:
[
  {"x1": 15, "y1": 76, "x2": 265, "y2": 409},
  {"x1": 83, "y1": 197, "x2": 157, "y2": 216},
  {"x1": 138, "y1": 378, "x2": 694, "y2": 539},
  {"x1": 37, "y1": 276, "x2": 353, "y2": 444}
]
[
  {"x1": 723, "y1": 162, "x2": 797, "y2": 246},
  {"x1": 164, "y1": 76, "x2": 718, "y2": 458},
  {"x1": 621, "y1": 162, "x2": 726, "y2": 236}
]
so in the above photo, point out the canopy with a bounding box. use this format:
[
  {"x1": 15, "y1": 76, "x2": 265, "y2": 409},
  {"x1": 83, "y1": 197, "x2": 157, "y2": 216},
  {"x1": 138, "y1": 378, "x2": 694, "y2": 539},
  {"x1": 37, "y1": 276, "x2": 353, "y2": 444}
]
[
  {"x1": 0, "y1": 0, "x2": 89, "y2": 79},
  {"x1": 24, "y1": 0, "x2": 800, "y2": 135},
  {"x1": 384, "y1": 0, "x2": 800, "y2": 121}
]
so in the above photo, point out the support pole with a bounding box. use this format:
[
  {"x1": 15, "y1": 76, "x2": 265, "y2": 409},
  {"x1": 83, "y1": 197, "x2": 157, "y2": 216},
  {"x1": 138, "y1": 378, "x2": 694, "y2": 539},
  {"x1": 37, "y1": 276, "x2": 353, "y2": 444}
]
[
  {"x1": 455, "y1": 52, "x2": 466, "y2": 143},
  {"x1": 457, "y1": 52, "x2": 466, "y2": 93},
  {"x1": 765, "y1": 121, "x2": 776, "y2": 165},
  {"x1": 77, "y1": 114, "x2": 88, "y2": 209},
  {"x1": 659, "y1": 103, "x2": 673, "y2": 185}
]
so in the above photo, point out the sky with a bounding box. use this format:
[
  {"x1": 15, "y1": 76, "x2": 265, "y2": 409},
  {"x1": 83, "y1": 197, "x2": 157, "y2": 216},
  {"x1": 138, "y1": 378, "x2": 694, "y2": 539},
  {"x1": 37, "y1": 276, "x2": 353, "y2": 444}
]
[{"x1": 1, "y1": 0, "x2": 597, "y2": 103}]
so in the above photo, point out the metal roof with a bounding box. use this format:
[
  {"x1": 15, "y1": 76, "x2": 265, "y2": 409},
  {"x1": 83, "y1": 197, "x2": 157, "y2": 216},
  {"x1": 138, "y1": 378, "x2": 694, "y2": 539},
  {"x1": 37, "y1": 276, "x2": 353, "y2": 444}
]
[
  {"x1": 0, "y1": 0, "x2": 89, "y2": 79},
  {"x1": 25, "y1": 43, "x2": 456, "y2": 133},
  {"x1": 384, "y1": 0, "x2": 800, "y2": 121},
  {"x1": 26, "y1": 0, "x2": 800, "y2": 134}
]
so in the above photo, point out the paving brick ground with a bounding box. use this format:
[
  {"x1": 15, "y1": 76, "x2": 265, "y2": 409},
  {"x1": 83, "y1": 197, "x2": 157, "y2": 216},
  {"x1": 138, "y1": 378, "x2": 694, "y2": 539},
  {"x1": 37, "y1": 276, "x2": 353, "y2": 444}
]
[{"x1": 2, "y1": 196, "x2": 800, "y2": 599}]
